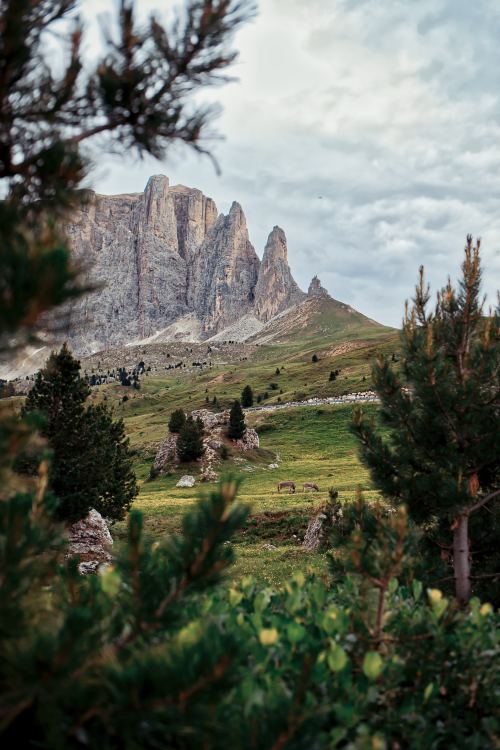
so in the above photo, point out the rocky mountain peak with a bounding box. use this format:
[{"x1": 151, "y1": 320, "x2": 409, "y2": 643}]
[
  {"x1": 308, "y1": 275, "x2": 330, "y2": 299},
  {"x1": 262, "y1": 226, "x2": 288, "y2": 264},
  {"x1": 58, "y1": 174, "x2": 314, "y2": 354},
  {"x1": 253, "y1": 226, "x2": 306, "y2": 322}
]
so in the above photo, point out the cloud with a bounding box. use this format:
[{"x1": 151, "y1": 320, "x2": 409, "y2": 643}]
[{"x1": 85, "y1": 0, "x2": 500, "y2": 326}]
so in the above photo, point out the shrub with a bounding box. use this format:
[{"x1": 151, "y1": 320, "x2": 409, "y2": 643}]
[{"x1": 312, "y1": 353, "x2": 319, "y2": 362}]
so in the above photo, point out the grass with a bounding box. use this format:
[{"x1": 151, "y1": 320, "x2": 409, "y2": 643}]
[
  {"x1": 114, "y1": 403, "x2": 380, "y2": 586},
  {"x1": 4, "y1": 301, "x2": 398, "y2": 585}
]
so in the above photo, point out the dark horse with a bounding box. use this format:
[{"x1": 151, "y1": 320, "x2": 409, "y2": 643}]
[
  {"x1": 303, "y1": 482, "x2": 320, "y2": 492},
  {"x1": 277, "y1": 481, "x2": 296, "y2": 493}
]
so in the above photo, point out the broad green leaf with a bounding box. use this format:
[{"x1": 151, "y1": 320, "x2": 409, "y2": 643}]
[
  {"x1": 362, "y1": 651, "x2": 383, "y2": 680},
  {"x1": 412, "y1": 579, "x2": 423, "y2": 601},
  {"x1": 330, "y1": 727, "x2": 347, "y2": 746},
  {"x1": 254, "y1": 590, "x2": 271, "y2": 613},
  {"x1": 328, "y1": 645, "x2": 348, "y2": 672},
  {"x1": 259, "y1": 628, "x2": 279, "y2": 646},
  {"x1": 423, "y1": 682, "x2": 434, "y2": 703},
  {"x1": 287, "y1": 622, "x2": 306, "y2": 644},
  {"x1": 229, "y1": 588, "x2": 243, "y2": 607}
]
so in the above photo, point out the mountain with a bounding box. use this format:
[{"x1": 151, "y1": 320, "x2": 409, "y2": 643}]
[
  {"x1": 62, "y1": 175, "x2": 309, "y2": 355},
  {"x1": 0, "y1": 174, "x2": 393, "y2": 382},
  {"x1": 249, "y1": 295, "x2": 392, "y2": 347}
]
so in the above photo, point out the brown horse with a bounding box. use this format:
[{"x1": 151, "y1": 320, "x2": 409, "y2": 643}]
[
  {"x1": 278, "y1": 481, "x2": 296, "y2": 493},
  {"x1": 303, "y1": 482, "x2": 320, "y2": 492}
]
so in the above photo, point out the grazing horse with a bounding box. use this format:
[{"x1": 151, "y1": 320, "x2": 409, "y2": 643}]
[
  {"x1": 278, "y1": 481, "x2": 296, "y2": 493},
  {"x1": 303, "y1": 482, "x2": 320, "y2": 492}
]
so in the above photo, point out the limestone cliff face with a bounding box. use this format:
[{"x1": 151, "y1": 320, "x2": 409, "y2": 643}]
[
  {"x1": 189, "y1": 202, "x2": 261, "y2": 336},
  {"x1": 63, "y1": 175, "x2": 305, "y2": 354},
  {"x1": 254, "y1": 227, "x2": 306, "y2": 322}
]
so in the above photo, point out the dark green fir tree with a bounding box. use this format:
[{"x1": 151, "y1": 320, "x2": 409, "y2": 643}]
[
  {"x1": 227, "y1": 399, "x2": 246, "y2": 440},
  {"x1": 169, "y1": 408, "x2": 187, "y2": 433},
  {"x1": 21, "y1": 345, "x2": 137, "y2": 522},
  {"x1": 241, "y1": 384, "x2": 253, "y2": 407},
  {"x1": 177, "y1": 416, "x2": 205, "y2": 462}
]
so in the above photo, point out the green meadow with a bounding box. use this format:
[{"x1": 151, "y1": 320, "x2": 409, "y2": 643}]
[{"x1": 114, "y1": 403, "x2": 380, "y2": 585}]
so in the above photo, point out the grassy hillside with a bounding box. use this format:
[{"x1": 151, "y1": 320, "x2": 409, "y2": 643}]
[
  {"x1": 4, "y1": 296, "x2": 399, "y2": 584},
  {"x1": 112, "y1": 403, "x2": 381, "y2": 585}
]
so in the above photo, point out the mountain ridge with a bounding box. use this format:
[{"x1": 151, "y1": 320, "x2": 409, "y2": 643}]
[{"x1": 63, "y1": 174, "x2": 320, "y2": 355}]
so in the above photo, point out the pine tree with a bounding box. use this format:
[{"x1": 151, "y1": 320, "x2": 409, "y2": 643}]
[
  {"x1": 353, "y1": 238, "x2": 500, "y2": 604},
  {"x1": 169, "y1": 408, "x2": 186, "y2": 433},
  {"x1": 227, "y1": 399, "x2": 246, "y2": 440},
  {"x1": 20, "y1": 346, "x2": 137, "y2": 522},
  {"x1": 241, "y1": 384, "x2": 253, "y2": 407},
  {"x1": 177, "y1": 416, "x2": 205, "y2": 462}
]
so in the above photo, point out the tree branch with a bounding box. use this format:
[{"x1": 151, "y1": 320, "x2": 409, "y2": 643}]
[{"x1": 469, "y1": 488, "x2": 500, "y2": 515}]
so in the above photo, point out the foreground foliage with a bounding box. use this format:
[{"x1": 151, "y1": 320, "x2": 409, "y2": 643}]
[
  {"x1": 353, "y1": 239, "x2": 500, "y2": 604},
  {"x1": 0, "y1": 480, "x2": 498, "y2": 749}
]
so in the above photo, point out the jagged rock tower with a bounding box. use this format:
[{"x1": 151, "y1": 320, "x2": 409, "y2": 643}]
[{"x1": 254, "y1": 227, "x2": 306, "y2": 321}]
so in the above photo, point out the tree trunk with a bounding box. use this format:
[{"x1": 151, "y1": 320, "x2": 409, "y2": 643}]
[{"x1": 453, "y1": 514, "x2": 471, "y2": 604}]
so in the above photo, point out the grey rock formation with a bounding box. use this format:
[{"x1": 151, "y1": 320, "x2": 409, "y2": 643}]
[
  {"x1": 254, "y1": 227, "x2": 306, "y2": 321},
  {"x1": 177, "y1": 475, "x2": 196, "y2": 488},
  {"x1": 308, "y1": 275, "x2": 330, "y2": 299},
  {"x1": 62, "y1": 175, "x2": 305, "y2": 355},
  {"x1": 67, "y1": 509, "x2": 113, "y2": 574},
  {"x1": 189, "y1": 202, "x2": 261, "y2": 337}
]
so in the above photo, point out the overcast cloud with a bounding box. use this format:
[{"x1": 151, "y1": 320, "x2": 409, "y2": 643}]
[{"x1": 84, "y1": 0, "x2": 500, "y2": 327}]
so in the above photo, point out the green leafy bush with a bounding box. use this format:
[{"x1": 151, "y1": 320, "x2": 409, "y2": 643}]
[{"x1": 1, "y1": 481, "x2": 498, "y2": 749}]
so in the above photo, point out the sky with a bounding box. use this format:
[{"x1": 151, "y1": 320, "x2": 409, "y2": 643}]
[{"x1": 82, "y1": 0, "x2": 500, "y2": 327}]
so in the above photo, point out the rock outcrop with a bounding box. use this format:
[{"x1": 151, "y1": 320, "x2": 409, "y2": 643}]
[
  {"x1": 254, "y1": 227, "x2": 306, "y2": 321},
  {"x1": 61, "y1": 175, "x2": 306, "y2": 355},
  {"x1": 154, "y1": 408, "x2": 260, "y2": 481},
  {"x1": 67, "y1": 509, "x2": 113, "y2": 574},
  {"x1": 308, "y1": 275, "x2": 330, "y2": 299}
]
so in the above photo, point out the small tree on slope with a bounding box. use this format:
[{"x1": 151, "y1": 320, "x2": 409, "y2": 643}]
[
  {"x1": 177, "y1": 416, "x2": 204, "y2": 462},
  {"x1": 169, "y1": 408, "x2": 186, "y2": 434},
  {"x1": 227, "y1": 399, "x2": 246, "y2": 440},
  {"x1": 352, "y1": 237, "x2": 500, "y2": 604},
  {"x1": 21, "y1": 345, "x2": 137, "y2": 522},
  {"x1": 241, "y1": 384, "x2": 253, "y2": 407}
]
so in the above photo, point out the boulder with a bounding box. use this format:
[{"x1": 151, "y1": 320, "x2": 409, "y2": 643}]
[
  {"x1": 154, "y1": 432, "x2": 178, "y2": 472},
  {"x1": 235, "y1": 427, "x2": 260, "y2": 451},
  {"x1": 176, "y1": 475, "x2": 195, "y2": 488},
  {"x1": 67, "y1": 509, "x2": 113, "y2": 574}
]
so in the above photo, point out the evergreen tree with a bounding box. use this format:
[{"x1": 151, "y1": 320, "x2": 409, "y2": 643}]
[
  {"x1": 168, "y1": 408, "x2": 186, "y2": 433},
  {"x1": 312, "y1": 353, "x2": 319, "y2": 362},
  {"x1": 353, "y1": 238, "x2": 500, "y2": 604},
  {"x1": 227, "y1": 399, "x2": 246, "y2": 440},
  {"x1": 241, "y1": 384, "x2": 253, "y2": 407},
  {"x1": 20, "y1": 346, "x2": 137, "y2": 522},
  {"x1": 177, "y1": 416, "x2": 204, "y2": 462}
]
